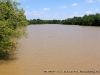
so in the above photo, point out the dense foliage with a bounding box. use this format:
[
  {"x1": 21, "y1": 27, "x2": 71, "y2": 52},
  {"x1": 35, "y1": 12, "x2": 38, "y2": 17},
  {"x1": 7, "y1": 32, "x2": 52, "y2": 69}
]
[
  {"x1": 28, "y1": 13, "x2": 100, "y2": 26},
  {"x1": 62, "y1": 13, "x2": 100, "y2": 26},
  {"x1": 0, "y1": 0, "x2": 28, "y2": 59},
  {"x1": 27, "y1": 19, "x2": 62, "y2": 24}
]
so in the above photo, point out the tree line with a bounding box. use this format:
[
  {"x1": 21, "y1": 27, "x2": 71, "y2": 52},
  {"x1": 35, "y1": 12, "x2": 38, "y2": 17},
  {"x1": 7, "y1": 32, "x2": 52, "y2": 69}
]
[
  {"x1": 28, "y1": 13, "x2": 100, "y2": 26},
  {"x1": 0, "y1": 0, "x2": 28, "y2": 59},
  {"x1": 27, "y1": 19, "x2": 62, "y2": 24}
]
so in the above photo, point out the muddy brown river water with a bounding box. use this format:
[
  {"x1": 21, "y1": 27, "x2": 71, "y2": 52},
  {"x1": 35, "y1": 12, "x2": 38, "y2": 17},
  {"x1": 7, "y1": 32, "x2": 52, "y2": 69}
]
[{"x1": 0, "y1": 24, "x2": 100, "y2": 75}]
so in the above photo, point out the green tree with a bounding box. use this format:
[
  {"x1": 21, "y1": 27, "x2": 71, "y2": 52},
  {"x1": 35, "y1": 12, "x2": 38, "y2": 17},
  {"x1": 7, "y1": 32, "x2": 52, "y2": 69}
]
[{"x1": 0, "y1": 0, "x2": 28, "y2": 59}]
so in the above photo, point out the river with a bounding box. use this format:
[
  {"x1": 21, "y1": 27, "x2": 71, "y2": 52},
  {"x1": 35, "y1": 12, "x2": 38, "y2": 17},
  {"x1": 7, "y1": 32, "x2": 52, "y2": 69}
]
[{"x1": 0, "y1": 24, "x2": 100, "y2": 75}]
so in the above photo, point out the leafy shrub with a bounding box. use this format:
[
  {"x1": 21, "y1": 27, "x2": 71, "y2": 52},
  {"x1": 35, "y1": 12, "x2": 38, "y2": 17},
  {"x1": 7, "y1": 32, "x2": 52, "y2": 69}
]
[{"x1": 0, "y1": 0, "x2": 28, "y2": 59}]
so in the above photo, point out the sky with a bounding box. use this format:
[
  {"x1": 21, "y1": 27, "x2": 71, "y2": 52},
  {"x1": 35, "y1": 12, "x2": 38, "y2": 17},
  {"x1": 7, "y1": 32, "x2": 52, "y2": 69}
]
[{"x1": 16, "y1": 0, "x2": 100, "y2": 20}]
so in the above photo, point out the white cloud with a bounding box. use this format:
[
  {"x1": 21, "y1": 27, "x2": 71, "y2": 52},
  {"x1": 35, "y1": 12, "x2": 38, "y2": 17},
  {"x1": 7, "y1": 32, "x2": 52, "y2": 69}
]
[
  {"x1": 85, "y1": 11, "x2": 92, "y2": 14},
  {"x1": 71, "y1": 3, "x2": 78, "y2": 6},
  {"x1": 32, "y1": 11, "x2": 44, "y2": 16},
  {"x1": 25, "y1": 11, "x2": 64, "y2": 20},
  {"x1": 25, "y1": 11, "x2": 46, "y2": 19},
  {"x1": 53, "y1": 12, "x2": 58, "y2": 17},
  {"x1": 73, "y1": 12, "x2": 78, "y2": 14},
  {"x1": 62, "y1": 14, "x2": 65, "y2": 15},
  {"x1": 32, "y1": 11, "x2": 39, "y2": 16},
  {"x1": 16, "y1": 0, "x2": 28, "y2": 2},
  {"x1": 86, "y1": 0, "x2": 100, "y2": 3},
  {"x1": 97, "y1": 0, "x2": 100, "y2": 2},
  {"x1": 70, "y1": 14, "x2": 84, "y2": 18},
  {"x1": 95, "y1": 8, "x2": 99, "y2": 11},
  {"x1": 43, "y1": 14, "x2": 63, "y2": 20},
  {"x1": 86, "y1": 0, "x2": 94, "y2": 3},
  {"x1": 26, "y1": 6, "x2": 29, "y2": 8},
  {"x1": 60, "y1": 5, "x2": 66, "y2": 8},
  {"x1": 22, "y1": 0, "x2": 29, "y2": 1},
  {"x1": 43, "y1": 8, "x2": 50, "y2": 10},
  {"x1": 69, "y1": 12, "x2": 84, "y2": 18},
  {"x1": 25, "y1": 11, "x2": 31, "y2": 15}
]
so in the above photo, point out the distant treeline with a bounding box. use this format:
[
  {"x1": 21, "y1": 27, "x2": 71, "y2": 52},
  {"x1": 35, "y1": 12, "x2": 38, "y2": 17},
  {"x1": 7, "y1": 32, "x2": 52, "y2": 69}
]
[
  {"x1": 27, "y1": 19, "x2": 62, "y2": 24},
  {"x1": 28, "y1": 13, "x2": 100, "y2": 26}
]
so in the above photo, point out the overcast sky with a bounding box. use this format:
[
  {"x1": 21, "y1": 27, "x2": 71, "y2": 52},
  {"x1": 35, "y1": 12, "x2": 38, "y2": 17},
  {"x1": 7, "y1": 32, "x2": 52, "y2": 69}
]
[{"x1": 17, "y1": 0, "x2": 100, "y2": 20}]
